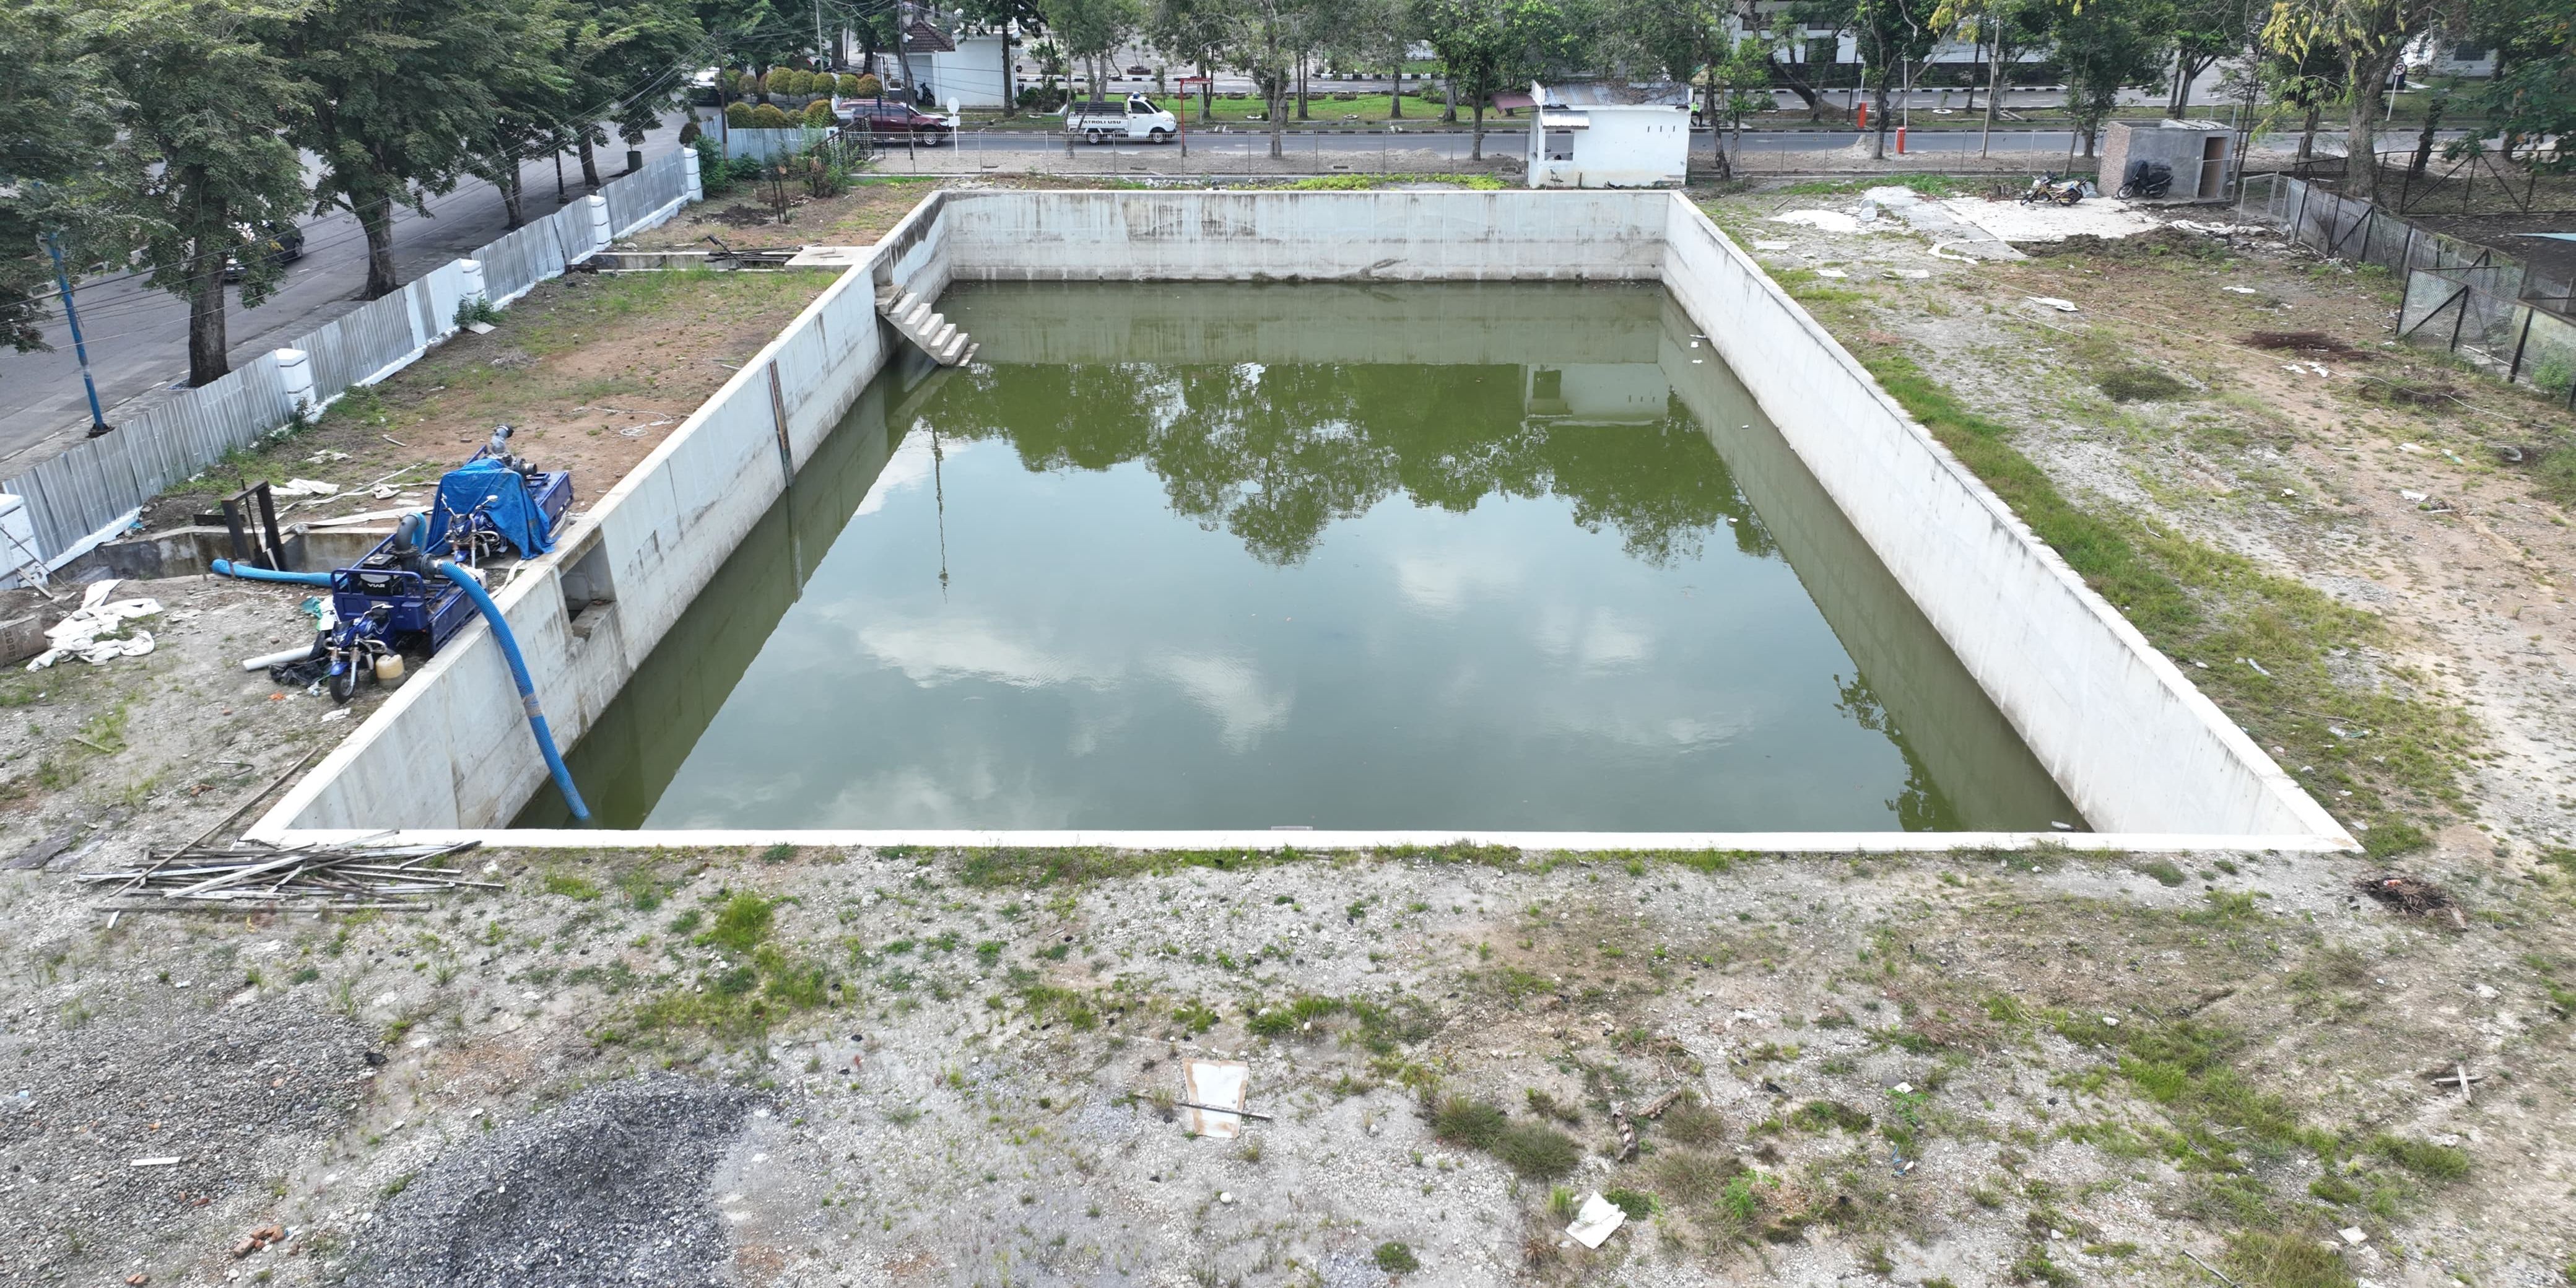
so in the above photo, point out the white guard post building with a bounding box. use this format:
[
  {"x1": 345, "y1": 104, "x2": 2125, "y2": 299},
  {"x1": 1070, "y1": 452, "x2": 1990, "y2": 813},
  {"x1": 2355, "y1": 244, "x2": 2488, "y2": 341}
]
[{"x1": 1525, "y1": 82, "x2": 1692, "y2": 189}]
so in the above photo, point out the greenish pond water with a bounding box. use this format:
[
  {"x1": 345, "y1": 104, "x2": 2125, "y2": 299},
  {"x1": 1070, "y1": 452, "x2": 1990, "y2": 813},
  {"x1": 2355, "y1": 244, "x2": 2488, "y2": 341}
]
[{"x1": 521, "y1": 282, "x2": 2079, "y2": 832}]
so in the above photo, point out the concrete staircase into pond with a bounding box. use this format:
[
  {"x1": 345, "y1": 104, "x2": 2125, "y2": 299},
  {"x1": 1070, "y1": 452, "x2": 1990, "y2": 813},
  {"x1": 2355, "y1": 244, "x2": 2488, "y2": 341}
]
[{"x1": 874, "y1": 284, "x2": 977, "y2": 367}]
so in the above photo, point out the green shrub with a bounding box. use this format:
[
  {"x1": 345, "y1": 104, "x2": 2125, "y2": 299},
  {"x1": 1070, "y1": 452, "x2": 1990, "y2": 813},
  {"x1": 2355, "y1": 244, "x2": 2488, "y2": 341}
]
[
  {"x1": 1491, "y1": 1123, "x2": 1580, "y2": 1178},
  {"x1": 802, "y1": 98, "x2": 836, "y2": 126},
  {"x1": 2370, "y1": 1133, "x2": 2470, "y2": 1181},
  {"x1": 1372, "y1": 1242, "x2": 1419, "y2": 1273},
  {"x1": 1604, "y1": 1188, "x2": 1655, "y2": 1219},
  {"x1": 1431, "y1": 1096, "x2": 1507, "y2": 1148},
  {"x1": 698, "y1": 892, "x2": 777, "y2": 955},
  {"x1": 837, "y1": 72, "x2": 863, "y2": 95},
  {"x1": 724, "y1": 102, "x2": 755, "y2": 128},
  {"x1": 735, "y1": 70, "x2": 760, "y2": 98},
  {"x1": 749, "y1": 103, "x2": 790, "y2": 128},
  {"x1": 788, "y1": 69, "x2": 817, "y2": 95},
  {"x1": 851, "y1": 72, "x2": 882, "y2": 98}
]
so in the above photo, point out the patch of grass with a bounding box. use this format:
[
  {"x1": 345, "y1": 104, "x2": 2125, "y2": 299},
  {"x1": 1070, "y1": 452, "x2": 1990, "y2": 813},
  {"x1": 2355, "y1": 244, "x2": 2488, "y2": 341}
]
[
  {"x1": 1431, "y1": 1096, "x2": 1507, "y2": 1149},
  {"x1": 2537, "y1": 438, "x2": 2576, "y2": 507},
  {"x1": 1856, "y1": 349, "x2": 2471, "y2": 837},
  {"x1": 1604, "y1": 1187, "x2": 1655, "y2": 1219},
  {"x1": 2226, "y1": 1230, "x2": 2357, "y2": 1288},
  {"x1": 2097, "y1": 364, "x2": 2191, "y2": 402},
  {"x1": 2369, "y1": 1133, "x2": 2469, "y2": 1180},
  {"x1": 1491, "y1": 1122, "x2": 1581, "y2": 1178},
  {"x1": 2135, "y1": 858, "x2": 2189, "y2": 886},
  {"x1": 1648, "y1": 1147, "x2": 1744, "y2": 1206},
  {"x1": 697, "y1": 892, "x2": 777, "y2": 955},
  {"x1": 1790, "y1": 1099, "x2": 1873, "y2": 1134},
  {"x1": 1172, "y1": 1000, "x2": 1219, "y2": 1034},
  {"x1": 1282, "y1": 172, "x2": 1505, "y2": 191},
  {"x1": 1372, "y1": 1242, "x2": 1419, "y2": 1273},
  {"x1": 540, "y1": 872, "x2": 602, "y2": 901}
]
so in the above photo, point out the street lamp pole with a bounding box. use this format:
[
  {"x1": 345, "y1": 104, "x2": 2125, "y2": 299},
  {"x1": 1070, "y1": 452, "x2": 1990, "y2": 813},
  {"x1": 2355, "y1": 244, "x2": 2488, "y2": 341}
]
[{"x1": 43, "y1": 232, "x2": 111, "y2": 437}]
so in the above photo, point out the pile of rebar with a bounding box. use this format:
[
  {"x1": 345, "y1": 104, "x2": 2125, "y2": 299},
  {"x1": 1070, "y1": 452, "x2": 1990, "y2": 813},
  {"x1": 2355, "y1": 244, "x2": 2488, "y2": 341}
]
[{"x1": 77, "y1": 839, "x2": 490, "y2": 914}]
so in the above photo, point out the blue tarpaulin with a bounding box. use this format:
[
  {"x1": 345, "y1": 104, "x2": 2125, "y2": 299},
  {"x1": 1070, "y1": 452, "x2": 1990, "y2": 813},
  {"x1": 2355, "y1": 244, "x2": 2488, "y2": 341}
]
[{"x1": 427, "y1": 458, "x2": 555, "y2": 558}]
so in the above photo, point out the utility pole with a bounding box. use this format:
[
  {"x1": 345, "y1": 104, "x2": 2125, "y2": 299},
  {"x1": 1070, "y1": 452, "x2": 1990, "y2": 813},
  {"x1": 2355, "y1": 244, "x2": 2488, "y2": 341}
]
[{"x1": 43, "y1": 232, "x2": 111, "y2": 438}]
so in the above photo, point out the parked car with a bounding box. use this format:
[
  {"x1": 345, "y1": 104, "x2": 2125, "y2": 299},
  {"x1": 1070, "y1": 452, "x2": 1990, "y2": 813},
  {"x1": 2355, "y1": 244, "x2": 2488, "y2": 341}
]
[
  {"x1": 222, "y1": 222, "x2": 305, "y2": 282},
  {"x1": 840, "y1": 100, "x2": 952, "y2": 145},
  {"x1": 1066, "y1": 94, "x2": 1177, "y2": 144}
]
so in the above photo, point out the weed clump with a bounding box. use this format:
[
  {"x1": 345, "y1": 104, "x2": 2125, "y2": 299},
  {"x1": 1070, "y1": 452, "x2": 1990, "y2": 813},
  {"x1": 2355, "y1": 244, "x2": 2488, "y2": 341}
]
[{"x1": 2097, "y1": 364, "x2": 2191, "y2": 402}]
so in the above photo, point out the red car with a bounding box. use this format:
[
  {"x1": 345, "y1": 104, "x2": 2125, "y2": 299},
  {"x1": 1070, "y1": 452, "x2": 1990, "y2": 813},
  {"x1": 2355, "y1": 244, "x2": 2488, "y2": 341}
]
[{"x1": 840, "y1": 101, "x2": 952, "y2": 145}]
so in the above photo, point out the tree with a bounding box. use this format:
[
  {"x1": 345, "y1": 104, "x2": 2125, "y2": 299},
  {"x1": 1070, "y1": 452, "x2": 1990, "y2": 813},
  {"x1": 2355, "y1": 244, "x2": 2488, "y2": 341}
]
[
  {"x1": 277, "y1": 0, "x2": 556, "y2": 300},
  {"x1": 1616, "y1": 0, "x2": 1724, "y2": 163},
  {"x1": 962, "y1": 0, "x2": 1047, "y2": 115},
  {"x1": 95, "y1": 0, "x2": 309, "y2": 386},
  {"x1": 1147, "y1": 0, "x2": 1233, "y2": 120},
  {"x1": 1227, "y1": 0, "x2": 1305, "y2": 156},
  {"x1": 1852, "y1": 0, "x2": 1939, "y2": 159},
  {"x1": 0, "y1": 1, "x2": 122, "y2": 356},
  {"x1": 2261, "y1": 0, "x2": 2443, "y2": 201},
  {"x1": 1043, "y1": 0, "x2": 1142, "y2": 100},
  {"x1": 553, "y1": 0, "x2": 704, "y2": 189},
  {"x1": 2055, "y1": 0, "x2": 2171, "y2": 157},
  {"x1": 2165, "y1": 0, "x2": 2248, "y2": 115},
  {"x1": 1708, "y1": 25, "x2": 1782, "y2": 175},
  {"x1": 1416, "y1": 0, "x2": 1588, "y2": 160}
]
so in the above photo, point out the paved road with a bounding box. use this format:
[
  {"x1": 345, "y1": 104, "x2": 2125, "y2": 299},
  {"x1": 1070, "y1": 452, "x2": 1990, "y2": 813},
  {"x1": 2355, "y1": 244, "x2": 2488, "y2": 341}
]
[{"x1": 0, "y1": 112, "x2": 700, "y2": 472}]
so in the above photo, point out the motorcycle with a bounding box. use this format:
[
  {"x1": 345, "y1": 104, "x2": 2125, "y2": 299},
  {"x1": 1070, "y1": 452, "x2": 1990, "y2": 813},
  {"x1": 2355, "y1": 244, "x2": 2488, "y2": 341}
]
[
  {"x1": 2021, "y1": 174, "x2": 2087, "y2": 206},
  {"x1": 323, "y1": 603, "x2": 402, "y2": 704}
]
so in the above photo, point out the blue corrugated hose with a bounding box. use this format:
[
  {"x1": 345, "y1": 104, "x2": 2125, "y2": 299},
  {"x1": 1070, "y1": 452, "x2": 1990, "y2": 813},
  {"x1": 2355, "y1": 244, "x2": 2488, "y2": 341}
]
[
  {"x1": 436, "y1": 561, "x2": 590, "y2": 822},
  {"x1": 210, "y1": 558, "x2": 333, "y2": 586}
]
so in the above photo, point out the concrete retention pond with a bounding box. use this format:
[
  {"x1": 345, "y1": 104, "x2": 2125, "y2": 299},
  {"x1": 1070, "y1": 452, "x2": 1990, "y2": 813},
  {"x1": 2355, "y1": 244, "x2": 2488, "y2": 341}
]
[{"x1": 251, "y1": 190, "x2": 2352, "y2": 852}]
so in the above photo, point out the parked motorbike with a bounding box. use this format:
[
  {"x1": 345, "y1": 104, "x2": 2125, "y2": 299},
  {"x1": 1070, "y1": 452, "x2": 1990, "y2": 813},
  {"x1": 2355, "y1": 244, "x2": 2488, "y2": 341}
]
[
  {"x1": 324, "y1": 603, "x2": 402, "y2": 703},
  {"x1": 2021, "y1": 174, "x2": 2087, "y2": 206}
]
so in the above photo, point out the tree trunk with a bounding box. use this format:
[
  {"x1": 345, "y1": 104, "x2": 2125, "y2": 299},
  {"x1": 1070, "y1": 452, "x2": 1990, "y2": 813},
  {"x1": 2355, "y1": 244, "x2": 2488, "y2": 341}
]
[
  {"x1": 1442, "y1": 75, "x2": 1456, "y2": 123},
  {"x1": 1295, "y1": 56, "x2": 1308, "y2": 120},
  {"x1": 1471, "y1": 102, "x2": 1484, "y2": 160},
  {"x1": 1388, "y1": 57, "x2": 1402, "y2": 118},
  {"x1": 1869, "y1": 82, "x2": 1888, "y2": 160},
  {"x1": 2343, "y1": 46, "x2": 2404, "y2": 201},
  {"x1": 1199, "y1": 59, "x2": 1214, "y2": 121},
  {"x1": 578, "y1": 131, "x2": 601, "y2": 188},
  {"x1": 2408, "y1": 93, "x2": 2443, "y2": 178},
  {"x1": 2082, "y1": 123, "x2": 2097, "y2": 157},
  {"x1": 1982, "y1": 33, "x2": 2001, "y2": 156},
  {"x1": 500, "y1": 154, "x2": 526, "y2": 228},
  {"x1": 359, "y1": 189, "x2": 400, "y2": 300},
  {"x1": 1268, "y1": 80, "x2": 1285, "y2": 157},
  {"x1": 2168, "y1": 48, "x2": 2186, "y2": 116},
  {"x1": 1002, "y1": 28, "x2": 1017, "y2": 116},
  {"x1": 2298, "y1": 103, "x2": 2319, "y2": 161},
  {"x1": 185, "y1": 181, "x2": 230, "y2": 387}
]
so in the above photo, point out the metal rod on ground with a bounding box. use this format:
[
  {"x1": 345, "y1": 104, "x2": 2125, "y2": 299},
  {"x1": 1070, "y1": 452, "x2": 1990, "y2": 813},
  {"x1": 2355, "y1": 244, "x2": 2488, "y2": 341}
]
[
  {"x1": 107, "y1": 746, "x2": 329, "y2": 912},
  {"x1": 2181, "y1": 1250, "x2": 2240, "y2": 1288},
  {"x1": 1171, "y1": 1100, "x2": 1274, "y2": 1121}
]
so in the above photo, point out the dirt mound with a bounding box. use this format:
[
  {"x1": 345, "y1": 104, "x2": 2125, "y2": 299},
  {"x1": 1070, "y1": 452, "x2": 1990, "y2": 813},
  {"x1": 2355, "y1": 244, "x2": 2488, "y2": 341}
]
[{"x1": 342, "y1": 1076, "x2": 760, "y2": 1288}]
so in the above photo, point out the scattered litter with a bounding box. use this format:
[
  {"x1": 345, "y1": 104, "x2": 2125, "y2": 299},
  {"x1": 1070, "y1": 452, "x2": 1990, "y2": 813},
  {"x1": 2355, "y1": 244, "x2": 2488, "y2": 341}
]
[
  {"x1": 2356, "y1": 873, "x2": 2458, "y2": 923},
  {"x1": 1941, "y1": 196, "x2": 2157, "y2": 243},
  {"x1": 76, "y1": 839, "x2": 491, "y2": 913},
  {"x1": 2026, "y1": 296, "x2": 2079, "y2": 312},
  {"x1": 1927, "y1": 241, "x2": 1980, "y2": 264},
  {"x1": 2338, "y1": 1227, "x2": 2368, "y2": 1246},
  {"x1": 2222, "y1": 285, "x2": 2261, "y2": 294},
  {"x1": 130, "y1": 1157, "x2": 183, "y2": 1167},
  {"x1": 271, "y1": 479, "x2": 339, "y2": 497},
  {"x1": 1565, "y1": 1193, "x2": 1627, "y2": 1248},
  {"x1": 2429, "y1": 1062, "x2": 2484, "y2": 1100},
  {"x1": 464, "y1": 321, "x2": 497, "y2": 334},
  {"x1": 1752, "y1": 239, "x2": 1794, "y2": 251},
  {"x1": 2280, "y1": 361, "x2": 2333, "y2": 377},
  {"x1": 1770, "y1": 209, "x2": 1861, "y2": 233},
  {"x1": 2397, "y1": 442, "x2": 2425, "y2": 454},
  {"x1": 320, "y1": 709, "x2": 350, "y2": 723},
  {"x1": 305, "y1": 450, "x2": 349, "y2": 464},
  {"x1": 27, "y1": 583, "x2": 161, "y2": 669},
  {"x1": 2171, "y1": 220, "x2": 2267, "y2": 237},
  {"x1": 1180, "y1": 1059, "x2": 1251, "y2": 1141},
  {"x1": 2399, "y1": 489, "x2": 2428, "y2": 502},
  {"x1": 2239, "y1": 657, "x2": 2271, "y2": 677},
  {"x1": 1814, "y1": 268, "x2": 1848, "y2": 278},
  {"x1": 1889, "y1": 1149, "x2": 1915, "y2": 1177}
]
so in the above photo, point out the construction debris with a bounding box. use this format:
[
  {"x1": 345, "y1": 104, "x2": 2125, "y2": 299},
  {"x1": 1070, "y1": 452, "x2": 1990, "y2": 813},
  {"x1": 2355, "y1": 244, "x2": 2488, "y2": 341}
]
[
  {"x1": 2357, "y1": 872, "x2": 2465, "y2": 927},
  {"x1": 76, "y1": 839, "x2": 490, "y2": 913},
  {"x1": 1181, "y1": 1059, "x2": 1251, "y2": 1141},
  {"x1": 26, "y1": 581, "x2": 160, "y2": 669},
  {"x1": 1565, "y1": 1193, "x2": 1627, "y2": 1249}
]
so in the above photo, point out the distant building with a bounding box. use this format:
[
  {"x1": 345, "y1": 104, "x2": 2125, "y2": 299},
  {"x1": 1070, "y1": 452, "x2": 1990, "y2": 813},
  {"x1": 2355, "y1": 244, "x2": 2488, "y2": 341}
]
[
  {"x1": 1524, "y1": 82, "x2": 1691, "y2": 189},
  {"x1": 903, "y1": 19, "x2": 1010, "y2": 108}
]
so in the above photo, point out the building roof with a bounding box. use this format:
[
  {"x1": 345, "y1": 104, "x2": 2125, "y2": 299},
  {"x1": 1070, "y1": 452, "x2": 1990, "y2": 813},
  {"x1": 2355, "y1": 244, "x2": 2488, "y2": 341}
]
[
  {"x1": 902, "y1": 20, "x2": 956, "y2": 54},
  {"x1": 1538, "y1": 80, "x2": 1690, "y2": 108}
]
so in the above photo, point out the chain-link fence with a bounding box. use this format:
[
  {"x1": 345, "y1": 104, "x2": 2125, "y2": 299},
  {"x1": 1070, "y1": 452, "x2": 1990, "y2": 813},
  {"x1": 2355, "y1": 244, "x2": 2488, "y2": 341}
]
[{"x1": 2235, "y1": 171, "x2": 2576, "y2": 409}]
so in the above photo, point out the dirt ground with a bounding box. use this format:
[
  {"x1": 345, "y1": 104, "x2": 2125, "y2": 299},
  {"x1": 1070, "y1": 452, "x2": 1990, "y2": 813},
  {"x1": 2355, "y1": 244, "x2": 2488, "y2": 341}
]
[{"x1": 3, "y1": 177, "x2": 2574, "y2": 1288}]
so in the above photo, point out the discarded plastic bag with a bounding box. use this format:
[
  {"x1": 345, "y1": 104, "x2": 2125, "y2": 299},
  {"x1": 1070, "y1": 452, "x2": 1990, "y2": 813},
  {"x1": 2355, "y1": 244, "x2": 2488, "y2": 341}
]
[{"x1": 1566, "y1": 1193, "x2": 1626, "y2": 1248}]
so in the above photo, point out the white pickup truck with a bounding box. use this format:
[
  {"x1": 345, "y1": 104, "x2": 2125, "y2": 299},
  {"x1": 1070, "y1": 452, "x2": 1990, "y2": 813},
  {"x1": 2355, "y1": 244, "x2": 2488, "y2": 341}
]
[{"x1": 1066, "y1": 94, "x2": 1178, "y2": 144}]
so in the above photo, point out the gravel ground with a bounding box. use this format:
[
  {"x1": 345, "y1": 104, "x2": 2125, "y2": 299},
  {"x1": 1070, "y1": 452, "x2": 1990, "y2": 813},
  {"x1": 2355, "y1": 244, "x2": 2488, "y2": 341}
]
[
  {"x1": 343, "y1": 1076, "x2": 760, "y2": 1288},
  {"x1": 0, "y1": 996, "x2": 375, "y2": 1286}
]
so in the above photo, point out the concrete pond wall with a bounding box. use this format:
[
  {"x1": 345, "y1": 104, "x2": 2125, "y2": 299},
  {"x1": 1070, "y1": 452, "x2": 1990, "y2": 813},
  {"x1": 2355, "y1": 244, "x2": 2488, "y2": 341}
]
[{"x1": 252, "y1": 189, "x2": 2351, "y2": 851}]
